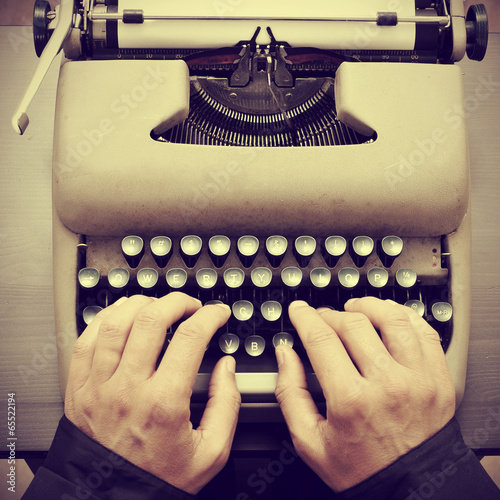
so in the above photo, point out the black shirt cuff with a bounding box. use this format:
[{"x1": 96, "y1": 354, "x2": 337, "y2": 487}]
[
  {"x1": 23, "y1": 414, "x2": 196, "y2": 500},
  {"x1": 335, "y1": 418, "x2": 500, "y2": 500}
]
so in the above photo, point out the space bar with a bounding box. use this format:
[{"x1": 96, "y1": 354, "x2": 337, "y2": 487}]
[{"x1": 192, "y1": 372, "x2": 322, "y2": 402}]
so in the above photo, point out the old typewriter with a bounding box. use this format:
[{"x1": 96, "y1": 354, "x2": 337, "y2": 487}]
[{"x1": 13, "y1": 0, "x2": 488, "y2": 419}]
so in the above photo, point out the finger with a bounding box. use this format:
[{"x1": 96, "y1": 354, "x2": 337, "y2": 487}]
[
  {"x1": 119, "y1": 292, "x2": 202, "y2": 379},
  {"x1": 288, "y1": 301, "x2": 359, "y2": 399},
  {"x1": 197, "y1": 356, "x2": 241, "y2": 454},
  {"x1": 344, "y1": 297, "x2": 423, "y2": 367},
  {"x1": 400, "y1": 303, "x2": 451, "y2": 378},
  {"x1": 90, "y1": 295, "x2": 154, "y2": 383},
  {"x1": 155, "y1": 303, "x2": 231, "y2": 402},
  {"x1": 317, "y1": 308, "x2": 394, "y2": 378},
  {"x1": 274, "y1": 345, "x2": 324, "y2": 440},
  {"x1": 66, "y1": 302, "x2": 121, "y2": 394}
]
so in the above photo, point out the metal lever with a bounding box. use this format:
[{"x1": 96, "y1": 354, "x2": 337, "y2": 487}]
[{"x1": 11, "y1": 0, "x2": 75, "y2": 135}]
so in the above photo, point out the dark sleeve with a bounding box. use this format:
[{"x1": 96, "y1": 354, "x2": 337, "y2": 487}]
[
  {"x1": 22, "y1": 415, "x2": 196, "y2": 500},
  {"x1": 335, "y1": 418, "x2": 500, "y2": 500}
]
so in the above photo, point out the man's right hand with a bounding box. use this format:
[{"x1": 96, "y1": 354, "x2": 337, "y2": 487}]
[{"x1": 275, "y1": 297, "x2": 456, "y2": 492}]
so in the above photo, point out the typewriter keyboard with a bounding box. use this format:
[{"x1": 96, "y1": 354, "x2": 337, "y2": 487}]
[{"x1": 77, "y1": 234, "x2": 453, "y2": 397}]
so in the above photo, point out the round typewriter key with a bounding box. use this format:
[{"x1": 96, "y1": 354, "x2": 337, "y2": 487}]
[
  {"x1": 294, "y1": 236, "x2": 316, "y2": 267},
  {"x1": 180, "y1": 235, "x2": 202, "y2": 267},
  {"x1": 351, "y1": 236, "x2": 374, "y2": 267},
  {"x1": 405, "y1": 299, "x2": 425, "y2": 317},
  {"x1": 209, "y1": 235, "x2": 231, "y2": 256},
  {"x1": 338, "y1": 267, "x2": 360, "y2": 289},
  {"x1": 78, "y1": 267, "x2": 100, "y2": 289},
  {"x1": 223, "y1": 268, "x2": 245, "y2": 288},
  {"x1": 108, "y1": 267, "x2": 130, "y2": 290},
  {"x1": 281, "y1": 266, "x2": 303, "y2": 288},
  {"x1": 82, "y1": 305, "x2": 102, "y2": 325},
  {"x1": 310, "y1": 267, "x2": 331, "y2": 288},
  {"x1": 166, "y1": 268, "x2": 187, "y2": 289},
  {"x1": 238, "y1": 235, "x2": 259, "y2": 256},
  {"x1": 352, "y1": 236, "x2": 374, "y2": 257},
  {"x1": 395, "y1": 268, "x2": 417, "y2": 288},
  {"x1": 245, "y1": 335, "x2": 266, "y2": 357},
  {"x1": 367, "y1": 267, "x2": 389, "y2": 288},
  {"x1": 196, "y1": 268, "x2": 218, "y2": 289},
  {"x1": 209, "y1": 235, "x2": 231, "y2": 267},
  {"x1": 380, "y1": 236, "x2": 403, "y2": 267},
  {"x1": 121, "y1": 235, "x2": 144, "y2": 268},
  {"x1": 431, "y1": 302, "x2": 453, "y2": 322},
  {"x1": 219, "y1": 333, "x2": 240, "y2": 354},
  {"x1": 237, "y1": 235, "x2": 259, "y2": 267},
  {"x1": 381, "y1": 236, "x2": 403, "y2": 257},
  {"x1": 323, "y1": 236, "x2": 347, "y2": 267},
  {"x1": 273, "y1": 332, "x2": 294, "y2": 348},
  {"x1": 150, "y1": 236, "x2": 172, "y2": 267},
  {"x1": 251, "y1": 267, "x2": 273, "y2": 288},
  {"x1": 232, "y1": 300, "x2": 254, "y2": 321},
  {"x1": 137, "y1": 268, "x2": 158, "y2": 289},
  {"x1": 266, "y1": 235, "x2": 288, "y2": 267},
  {"x1": 261, "y1": 301, "x2": 282, "y2": 321},
  {"x1": 324, "y1": 236, "x2": 347, "y2": 257}
]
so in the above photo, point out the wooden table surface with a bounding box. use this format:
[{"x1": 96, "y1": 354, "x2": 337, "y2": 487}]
[{"x1": 0, "y1": 27, "x2": 499, "y2": 453}]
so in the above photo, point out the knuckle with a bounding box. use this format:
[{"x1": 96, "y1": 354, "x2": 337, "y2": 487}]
[
  {"x1": 384, "y1": 308, "x2": 412, "y2": 329},
  {"x1": 339, "y1": 312, "x2": 371, "y2": 335},
  {"x1": 421, "y1": 326, "x2": 442, "y2": 344},
  {"x1": 175, "y1": 320, "x2": 206, "y2": 342},
  {"x1": 417, "y1": 379, "x2": 439, "y2": 407},
  {"x1": 133, "y1": 306, "x2": 163, "y2": 332},
  {"x1": 72, "y1": 337, "x2": 93, "y2": 359},
  {"x1": 383, "y1": 376, "x2": 411, "y2": 400},
  {"x1": 99, "y1": 320, "x2": 127, "y2": 342},
  {"x1": 149, "y1": 397, "x2": 188, "y2": 425},
  {"x1": 304, "y1": 325, "x2": 335, "y2": 348}
]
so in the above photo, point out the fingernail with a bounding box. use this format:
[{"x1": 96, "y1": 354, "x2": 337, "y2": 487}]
[
  {"x1": 193, "y1": 298, "x2": 203, "y2": 306},
  {"x1": 344, "y1": 298, "x2": 359, "y2": 309},
  {"x1": 317, "y1": 306, "x2": 335, "y2": 313},
  {"x1": 114, "y1": 297, "x2": 128, "y2": 306},
  {"x1": 289, "y1": 300, "x2": 309, "y2": 309},
  {"x1": 216, "y1": 303, "x2": 231, "y2": 313},
  {"x1": 276, "y1": 347, "x2": 285, "y2": 367},
  {"x1": 226, "y1": 356, "x2": 236, "y2": 373}
]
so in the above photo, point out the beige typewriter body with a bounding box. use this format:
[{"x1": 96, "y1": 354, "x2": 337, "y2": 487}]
[
  {"x1": 52, "y1": 59, "x2": 470, "y2": 404},
  {"x1": 14, "y1": 0, "x2": 488, "y2": 414}
]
